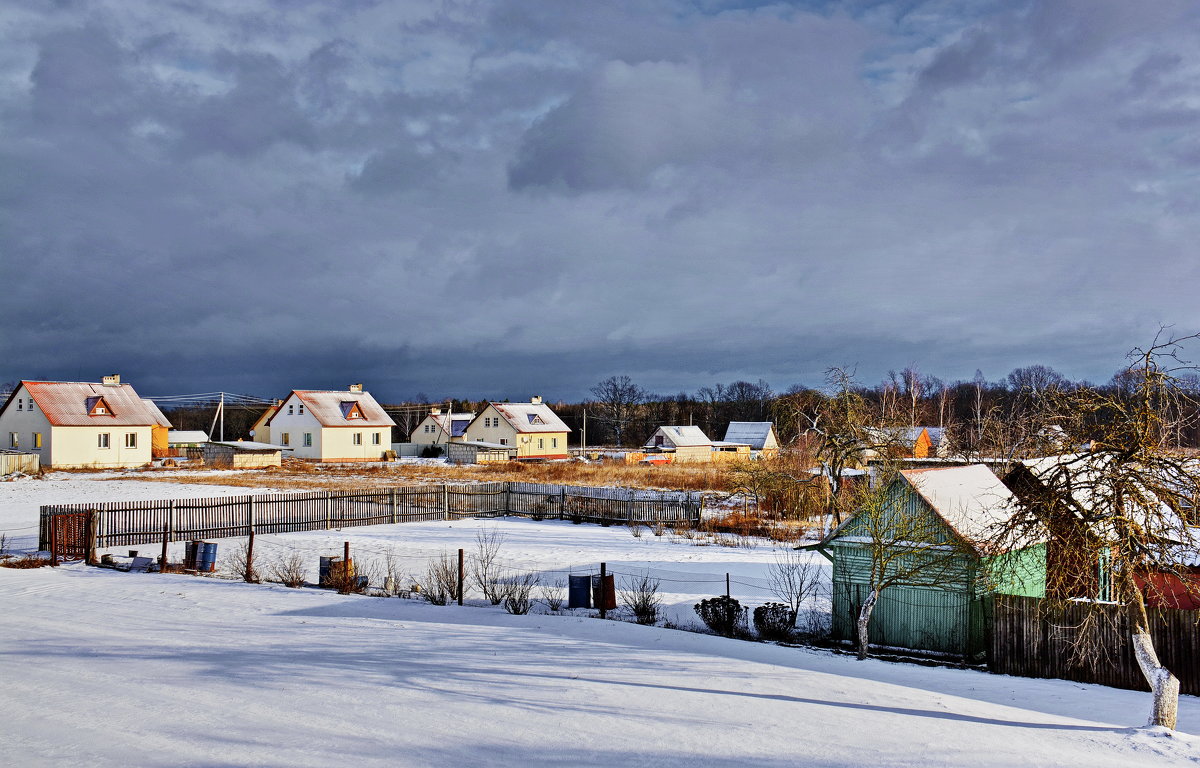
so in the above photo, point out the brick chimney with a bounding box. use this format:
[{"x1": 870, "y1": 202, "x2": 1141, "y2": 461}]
[
  {"x1": 349, "y1": 383, "x2": 363, "y2": 393},
  {"x1": 101, "y1": 374, "x2": 121, "y2": 387}
]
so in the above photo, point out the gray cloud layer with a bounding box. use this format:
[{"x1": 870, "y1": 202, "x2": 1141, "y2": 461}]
[{"x1": 2, "y1": 1, "x2": 1198, "y2": 400}]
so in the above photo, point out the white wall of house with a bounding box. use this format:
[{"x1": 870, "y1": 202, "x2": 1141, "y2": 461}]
[
  {"x1": 270, "y1": 394, "x2": 388, "y2": 461},
  {"x1": 461, "y1": 405, "x2": 568, "y2": 459},
  {"x1": 0, "y1": 387, "x2": 51, "y2": 464}
]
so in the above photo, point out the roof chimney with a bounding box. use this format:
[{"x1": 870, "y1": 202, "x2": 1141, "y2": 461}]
[
  {"x1": 101, "y1": 374, "x2": 121, "y2": 387},
  {"x1": 349, "y1": 383, "x2": 363, "y2": 393},
  {"x1": 530, "y1": 395, "x2": 542, "y2": 404},
  {"x1": 430, "y1": 407, "x2": 442, "y2": 416}
]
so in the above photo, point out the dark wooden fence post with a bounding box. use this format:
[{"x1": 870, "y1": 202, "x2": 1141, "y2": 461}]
[
  {"x1": 390, "y1": 488, "x2": 398, "y2": 524},
  {"x1": 160, "y1": 521, "x2": 170, "y2": 572},
  {"x1": 85, "y1": 510, "x2": 99, "y2": 566},
  {"x1": 599, "y1": 562, "x2": 607, "y2": 619},
  {"x1": 244, "y1": 529, "x2": 256, "y2": 582},
  {"x1": 49, "y1": 515, "x2": 58, "y2": 567},
  {"x1": 726, "y1": 573, "x2": 731, "y2": 599},
  {"x1": 457, "y1": 548, "x2": 465, "y2": 605}
]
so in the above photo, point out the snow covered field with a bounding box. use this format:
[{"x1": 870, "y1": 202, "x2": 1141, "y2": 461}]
[{"x1": 2, "y1": 473, "x2": 1199, "y2": 765}]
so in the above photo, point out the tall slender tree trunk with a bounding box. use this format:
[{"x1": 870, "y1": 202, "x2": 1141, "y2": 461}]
[
  {"x1": 1124, "y1": 574, "x2": 1179, "y2": 728},
  {"x1": 856, "y1": 586, "x2": 879, "y2": 660}
]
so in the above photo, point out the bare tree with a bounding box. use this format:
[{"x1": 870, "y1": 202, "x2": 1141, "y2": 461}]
[
  {"x1": 995, "y1": 332, "x2": 1200, "y2": 729},
  {"x1": 470, "y1": 528, "x2": 506, "y2": 604},
  {"x1": 590, "y1": 375, "x2": 647, "y2": 447},
  {"x1": 767, "y1": 549, "x2": 820, "y2": 627}
]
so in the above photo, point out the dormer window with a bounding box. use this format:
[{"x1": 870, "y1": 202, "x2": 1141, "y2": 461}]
[
  {"x1": 341, "y1": 401, "x2": 365, "y2": 420},
  {"x1": 528, "y1": 414, "x2": 545, "y2": 425},
  {"x1": 86, "y1": 396, "x2": 113, "y2": 416}
]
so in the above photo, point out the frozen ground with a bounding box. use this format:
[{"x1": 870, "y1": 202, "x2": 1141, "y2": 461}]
[
  {"x1": 1, "y1": 564, "x2": 1198, "y2": 767},
  {"x1": 2, "y1": 473, "x2": 1199, "y2": 766}
]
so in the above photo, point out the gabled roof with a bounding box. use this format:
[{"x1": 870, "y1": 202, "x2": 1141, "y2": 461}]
[
  {"x1": 278, "y1": 390, "x2": 395, "y2": 428},
  {"x1": 142, "y1": 399, "x2": 173, "y2": 428},
  {"x1": 722, "y1": 422, "x2": 776, "y2": 450},
  {"x1": 428, "y1": 412, "x2": 474, "y2": 438},
  {"x1": 900, "y1": 464, "x2": 1021, "y2": 552},
  {"x1": 489, "y1": 402, "x2": 570, "y2": 434},
  {"x1": 645, "y1": 425, "x2": 711, "y2": 449},
  {"x1": 14, "y1": 380, "x2": 165, "y2": 427}
]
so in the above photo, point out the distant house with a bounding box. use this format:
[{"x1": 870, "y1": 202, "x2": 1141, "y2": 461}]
[
  {"x1": 0, "y1": 375, "x2": 169, "y2": 469},
  {"x1": 821, "y1": 464, "x2": 1045, "y2": 657},
  {"x1": 643, "y1": 426, "x2": 713, "y2": 463},
  {"x1": 460, "y1": 397, "x2": 570, "y2": 459},
  {"x1": 267, "y1": 384, "x2": 396, "y2": 462},
  {"x1": 249, "y1": 400, "x2": 283, "y2": 445},
  {"x1": 722, "y1": 422, "x2": 780, "y2": 458},
  {"x1": 861, "y1": 426, "x2": 952, "y2": 462},
  {"x1": 410, "y1": 407, "x2": 475, "y2": 447}
]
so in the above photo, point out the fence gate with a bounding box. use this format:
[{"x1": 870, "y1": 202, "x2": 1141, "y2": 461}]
[{"x1": 49, "y1": 512, "x2": 90, "y2": 562}]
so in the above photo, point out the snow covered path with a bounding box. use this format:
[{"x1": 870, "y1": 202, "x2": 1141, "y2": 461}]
[{"x1": 1, "y1": 565, "x2": 1197, "y2": 767}]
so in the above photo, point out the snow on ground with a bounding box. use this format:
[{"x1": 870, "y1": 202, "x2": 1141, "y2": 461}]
[
  {"x1": 1, "y1": 564, "x2": 1198, "y2": 767},
  {"x1": 4, "y1": 473, "x2": 1200, "y2": 766}
]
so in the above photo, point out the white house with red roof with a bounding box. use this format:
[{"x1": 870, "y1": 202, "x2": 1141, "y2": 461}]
[
  {"x1": 267, "y1": 384, "x2": 396, "y2": 461},
  {"x1": 461, "y1": 397, "x2": 570, "y2": 459},
  {"x1": 0, "y1": 375, "x2": 169, "y2": 468}
]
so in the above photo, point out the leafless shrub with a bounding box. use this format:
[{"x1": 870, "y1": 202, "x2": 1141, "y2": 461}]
[
  {"x1": 540, "y1": 579, "x2": 566, "y2": 612},
  {"x1": 620, "y1": 572, "x2": 662, "y2": 625},
  {"x1": 498, "y1": 571, "x2": 538, "y2": 615},
  {"x1": 415, "y1": 553, "x2": 458, "y2": 605},
  {"x1": 0, "y1": 554, "x2": 50, "y2": 569},
  {"x1": 269, "y1": 551, "x2": 307, "y2": 588},
  {"x1": 380, "y1": 547, "x2": 407, "y2": 596},
  {"x1": 0, "y1": 533, "x2": 9, "y2": 556},
  {"x1": 768, "y1": 549, "x2": 820, "y2": 627},
  {"x1": 222, "y1": 541, "x2": 259, "y2": 583},
  {"x1": 471, "y1": 529, "x2": 506, "y2": 604},
  {"x1": 629, "y1": 523, "x2": 644, "y2": 538},
  {"x1": 652, "y1": 518, "x2": 666, "y2": 537}
]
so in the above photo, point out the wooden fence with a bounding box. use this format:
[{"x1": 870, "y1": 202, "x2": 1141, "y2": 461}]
[
  {"x1": 988, "y1": 594, "x2": 1200, "y2": 695},
  {"x1": 38, "y1": 481, "x2": 700, "y2": 550},
  {"x1": 1, "y1": 451, "x2": 40, "y2": 476}
]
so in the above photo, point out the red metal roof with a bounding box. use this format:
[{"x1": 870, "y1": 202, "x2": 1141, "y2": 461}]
[{"x1": 21, "y1": 381, "x2": 167, "y2": 427}]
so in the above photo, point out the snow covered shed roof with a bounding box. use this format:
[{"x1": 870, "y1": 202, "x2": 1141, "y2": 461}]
[
  {"x1": 901, "y1": 464, "x2": 1021, "y2": 551},
  {"x1": 722, "y1": 422, "x2": 776, "y2": 450},
  {"x1": 17, "y1": 380, "x2": 166, "y2": 427},
  {"x1": 279, "y1": 390, "x2": 395, "y2": 428},
  {"x1": 168, "y1": 430, "x2": 211, "y2": 444},
  {"x1": 490, "y1": 402, "x2": 570, "y2": 434},
  {"x1": 645, "y1": 425, "x2": 712, "y2": 449}
]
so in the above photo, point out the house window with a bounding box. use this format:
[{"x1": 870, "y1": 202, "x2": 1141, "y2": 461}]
[
  {"x1": 499, "y1": 438, "x2": 508, "y2": 445},
  {"x1": 303, "y1": 433, "x2": 312, "y2": 447},
  {"x1": 33, "y1": 433, "x2": 42, "y2": 449},
  {"x1": 98, "y1": 433, "x2": 110, "y2": 449},
  {"x1": 28, "y1": 400, "x2": 34, "y2": 413},
  {"x1": 15, "y1": 399, "x2": 21, "y2": 411},
  {"x1": 288, "y1": 404, "x2": 294, "y2": 415},
  {"x1": 125, "y1": 433, "x2": 137, "y2": 448},
  {"x1": 353, "y1": 432, "x2": 363, "y2": 446},
  {"x1": 281, "y1": 433, "x2": 290, "y2": 446},
  {"x1": 95, "y1": 405, "x2": 106, "y2": 414},
  {"x1": 538, "y1": 438, "x2": 544, "y2": 450},
  {"x1": 552, "y1": 438, "x2": 558, "y2": 448},
  {"x1": 372, "y1": 432, "x2": 381, "y2": 445},
  {"x1": 298, "y1": 404, "x2": 304, "y2": 415},
  {"x1": 8, "y1": 433, "x2": 16, "y2": 448}
]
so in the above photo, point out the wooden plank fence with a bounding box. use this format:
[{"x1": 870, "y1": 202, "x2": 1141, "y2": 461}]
[
  {"x1": 39, "y1": 481, "x2": 700, "y2": 550},
  {"x1": 0, "y1": 451, "x2": 40, "y2": 476},
  {"x1": 989, "y1": 594, "x2": 1200, "y2": 695}
]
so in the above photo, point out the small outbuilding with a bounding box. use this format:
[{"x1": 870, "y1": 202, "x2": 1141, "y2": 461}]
[
  {"x1": 202, "y1": 441, "x2": 284, "y2": 469},
  {"x1": 721, "y1": 422, "x2": 780, "y2": 458},
  {"x1": 446, "y1": 440, "x2": 519, "y2": 465},
  {"x1": 643, "y1": 426, "x2": 713, "y2": 463}
]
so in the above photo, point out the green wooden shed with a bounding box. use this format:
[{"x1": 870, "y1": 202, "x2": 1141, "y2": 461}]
[{"x1": 819, "y1": 464, "x2": 1045, "y2": 658}]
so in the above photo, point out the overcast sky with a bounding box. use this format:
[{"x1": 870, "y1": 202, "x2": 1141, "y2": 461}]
[{"x1": 3, "y1": 1, "x2": 1199, "y2": 402}]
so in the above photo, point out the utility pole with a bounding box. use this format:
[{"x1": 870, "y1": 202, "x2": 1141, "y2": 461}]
[
  {"x1": 219, "y1": 392, "x2": 225, "y2": 442},
  {"x1": 582, "y1": 410, "x2": 587, "y2": 452}
]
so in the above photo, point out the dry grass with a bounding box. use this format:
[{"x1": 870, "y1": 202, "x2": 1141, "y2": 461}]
[
  {"x1": 101, "y1": 458, "x2": 741, "y2": 493},
  {"x1": 0, "y1": 554, "x2": 52, "y2": 569}
]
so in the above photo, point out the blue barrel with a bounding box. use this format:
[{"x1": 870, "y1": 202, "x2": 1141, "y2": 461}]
[
  {"x1": 194, "y1": 542, "x2": 217, "y2": 573},
  {"x1": 568, "y1": 574, "x2": 592, "y2": 609}
]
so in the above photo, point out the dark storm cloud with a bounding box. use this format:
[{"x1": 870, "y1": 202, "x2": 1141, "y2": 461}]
[{"x1": 2, "y1": 0, "x2": 1199, "y2": 402}]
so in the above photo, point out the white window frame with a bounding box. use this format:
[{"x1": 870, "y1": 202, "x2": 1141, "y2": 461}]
[
  {"x1": 8, "y1": 433, "x2": 17, "y2": 448},
  {"x1": 281, "y1": 432, "x2": 290, "y2": 446},
  {"x1": 538, "y1": 438, "x2": 544, "y2": 450},
  {"x1": 98, "y1": 433, "x2": 111, "y2": 449},
  {"x1": 125, "y1": 432, "x2": 137, "y2": 449},
  {"x1": 303, "y1": 433, "x2": 312, "y2": 447},
  {"x1": 353, "y1": 432, "x2": 363, "y2": 446},
  {"x1": 372, "y1": 432, "x2": 381, "y2": 445},
  {"x1": 15, "y1": 399, "x2": 21, "y2": 411}
]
